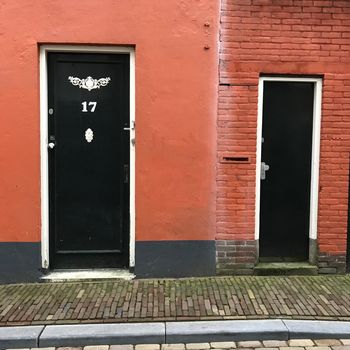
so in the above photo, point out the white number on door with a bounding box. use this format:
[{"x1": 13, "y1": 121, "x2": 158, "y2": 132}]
[{"x1": 82, "y1": 101, "x2": 97, "y2": 112}]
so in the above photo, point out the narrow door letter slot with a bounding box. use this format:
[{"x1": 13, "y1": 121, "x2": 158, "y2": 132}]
[{"x1": 220, "y1": 155, "x2": 250, "y2": 164}]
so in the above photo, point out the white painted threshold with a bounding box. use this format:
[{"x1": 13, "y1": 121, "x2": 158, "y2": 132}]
[{"x1": 41, "y1": 269, "x2": 135, "y2": 282}]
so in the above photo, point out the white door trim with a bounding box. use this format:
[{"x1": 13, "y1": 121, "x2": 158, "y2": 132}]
[
  {"x1": 255, "y1": 77, "x2": 322, "y2": 250},
  {"x1": 39, "y1": 45, "x2": 136, "y2": 269}
]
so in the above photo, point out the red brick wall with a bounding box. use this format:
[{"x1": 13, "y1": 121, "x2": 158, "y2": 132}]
[{"x1": 217, "y1": 0, "x2": 350, "y2": 268}]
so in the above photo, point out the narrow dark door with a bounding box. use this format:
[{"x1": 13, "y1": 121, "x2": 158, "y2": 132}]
[
  {"x1": 48, "y1": 53, "x2": 130, "y2": 269},
  {"x1": 259, "y1": 81, "x2": 314, "y2": 260}
]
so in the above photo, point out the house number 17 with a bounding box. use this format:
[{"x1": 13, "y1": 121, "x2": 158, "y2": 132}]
[{"x1": 82, "y1": 101, "x2": 97, "y2": 112}]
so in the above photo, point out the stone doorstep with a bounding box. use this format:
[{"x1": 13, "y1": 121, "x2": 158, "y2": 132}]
[
  {"x1": 254, "y1": 263, "x2": 318, "y2": 276},
  {"x1": 41, "y1": 270, "x2": 135, "y2": 282},
  {"x1": 2, "y1": 320, "x2": 350, "y2": 349}
]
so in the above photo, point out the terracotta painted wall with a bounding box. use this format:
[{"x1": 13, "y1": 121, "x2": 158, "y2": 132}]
[
  {"x1": 0, "y1": 1, "x2": 219, "y2": 243},
  {"x1": 218, "y1": 0, "x2": 350, "y2": 267}
]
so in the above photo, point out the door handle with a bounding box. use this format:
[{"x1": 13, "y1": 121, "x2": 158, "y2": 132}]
[
  {"x1": 48, "y1": 142, "x2": 55, "y2": 149},
  {"x1": 261, "y1": 162, "x2": 270, "y2": 180},
  {"x1": 123, "y1": 121, "x2": 135, "y2": 131}
]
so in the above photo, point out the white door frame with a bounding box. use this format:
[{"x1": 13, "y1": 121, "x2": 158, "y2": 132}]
[
  {"x1": 255, "y1": 77, "x2": 322, "y2": 257},
  {"x1": 39, "y1": 45, "x2": 136, "y2": 269}
]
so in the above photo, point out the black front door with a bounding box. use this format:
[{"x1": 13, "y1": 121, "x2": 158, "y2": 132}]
[
  {"x1": 48, "y1": 53, "x2": 130, "y2": 269},
  {"x1": 259, "y1": 81, "x2": 314, "y2": 260}
]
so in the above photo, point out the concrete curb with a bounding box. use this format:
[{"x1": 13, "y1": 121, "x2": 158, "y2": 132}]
[
  {"x1": 0, "y1": 325, "x2": 44, "y2": 349},
  {"x1": 284, "y1": 320, "x2": 350, "y2": 339},
  {"x1": 39, "y1": 323, "x2": 165, "y2": 347},
  {"x1": 166, "y1": 320, "x2": 288, "y2": 343},
  {"x1": 1, "y1": 320, "x2": 350, "y2": 349}
]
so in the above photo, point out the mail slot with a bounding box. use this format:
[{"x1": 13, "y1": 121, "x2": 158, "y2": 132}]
[{"x1": 220, "y1": 155, "x2": 250, "y2": 164}]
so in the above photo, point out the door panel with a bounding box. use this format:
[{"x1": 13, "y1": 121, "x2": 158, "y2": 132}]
[
  {"x1": 259, "y1": 81, "x2": 314, "y2": 260},
  {"x1": 48, "y1": 53, "x2": 130, "y2": 269}
]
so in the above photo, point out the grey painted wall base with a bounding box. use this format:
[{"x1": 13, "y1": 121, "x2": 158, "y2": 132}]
[
  {"x1": 0, "y1": 240, "x2": 216, "y2": 282},
  {"x1": 3, "y1": 320, "x2": 350, "y2": 349},
  {"x1": 0, "y1": 242, "x2": 41, "y2": 284},
  {"x1": 135, "y1": 240, "x2": 216, "y2": 278}
]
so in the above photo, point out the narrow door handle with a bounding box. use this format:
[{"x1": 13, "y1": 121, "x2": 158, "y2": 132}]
[
  {"x1": 123, "y1": 121, "x2": 135, "y2": 131},
  {"x1": 261, "y1": 162, "x2": 270, "y2": 180}
]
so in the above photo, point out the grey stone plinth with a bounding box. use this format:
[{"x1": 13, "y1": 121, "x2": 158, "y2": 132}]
[
  {"x1": 39, "y1": 323, "x2": 165, "y2": 347},
  {"x1": 166, "y1": 320, "x2": 288, "y2": 343}
]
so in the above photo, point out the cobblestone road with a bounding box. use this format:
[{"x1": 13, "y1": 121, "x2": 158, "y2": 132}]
[
  {"x1": 1, "y1": 276, "x2": 350, "y2": 326},
  {"x1": 6, "y1": 339, "x2": 350, "y2": 350}
]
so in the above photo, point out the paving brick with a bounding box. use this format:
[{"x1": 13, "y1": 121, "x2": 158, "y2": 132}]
[
  {"x1": 110, "y1": 346, "x2": 133, "y2": 350},
  {"x1": 306, "y1": 347, "x2": 331, "y2": 350},
  {"x1": 340, "y1": 342, "x2": 350, "y2": 346},
  {"x1": 0, "y1": 276, "x2": 350, "y2": 326},
  {"x1": 237, "y1": 342, "x2": 262, "y2": 348},
  {"x1": 83, "y1": 347, "x2": 109, "y2": 350},
  {"x1": 162, "y1": 345, "x2": 185, "y2": 350},
  {"x1": 332, "y1": 347, "x2": 350, "y2": 350},
  {"x1": 186, "y1": 344, "x2": 210, "y2": 350},
  {"x1": 288, "y1": 340, "x2": 315, "y2": 347},
  {"x1": 314, "y1": 340, "x2": 341, "y2": 346},
  {"x1": 210, "y1": 342, "x2": 236, "y2": 349},
  {"x1": 262, "y1": 342, "x2": 288, "y2": 347},
  {"x1": 135, "y1": 346, "x2": 160, "y2": 350}
]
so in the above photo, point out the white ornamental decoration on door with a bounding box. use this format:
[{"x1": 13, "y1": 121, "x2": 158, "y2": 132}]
[
  {"x1": 68, "y1": 76, "x2": 111, "y2": 91},
  {"x1": 85, "y1": 128, "x2": 94, "y2": 143}
]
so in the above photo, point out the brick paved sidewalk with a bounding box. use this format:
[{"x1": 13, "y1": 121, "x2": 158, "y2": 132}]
[
  {"x1": 1, "y1": 276, "x2": 350, "y2": 326},
  {"x1": 6, "y1": 339, "x2": 350, "y2": 350}
]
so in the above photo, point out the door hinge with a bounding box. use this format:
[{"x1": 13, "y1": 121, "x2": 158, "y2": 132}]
[
  {"x1": 261, "y1": 162, "x2": 270, "y2": 180},
  {"x1": 43, "y1": 259, "x2": 48, "y2": 269},
  {"x1": 124, "y1": 164, "x2": 129, "y2": 183}
]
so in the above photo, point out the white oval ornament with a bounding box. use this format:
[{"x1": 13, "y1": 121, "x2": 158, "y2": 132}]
[
  {"x1": 85, "y1": 77, "x2": 95, "y2": 90},
  {"x1": 85, "y1": 128, "x2": 94, "y2": 143}
]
